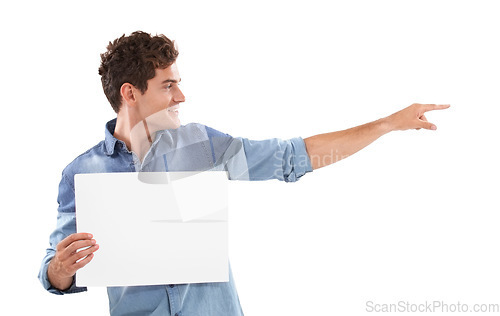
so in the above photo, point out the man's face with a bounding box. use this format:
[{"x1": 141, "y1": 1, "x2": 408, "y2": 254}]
[{"x1": 134, "y1": 62, "x2": 185, "y2": 129}]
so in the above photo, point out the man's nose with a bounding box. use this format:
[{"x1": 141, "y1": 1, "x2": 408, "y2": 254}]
[{"x1": 174, "y1": 87, "x2": 186, "y2": 103}]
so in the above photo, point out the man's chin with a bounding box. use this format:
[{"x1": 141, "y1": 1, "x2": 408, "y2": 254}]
[
  {"x1": 171, "y1": 120, "x2": 181, "y2": 129},
  {"x1": 143, "y1": 110, "x2": 181, "y2": 131},
  {"x1": 168, "y1": 116, "x2": 181, "y2": 129}
]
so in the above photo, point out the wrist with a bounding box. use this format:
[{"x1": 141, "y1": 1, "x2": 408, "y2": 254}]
[
  {"x1": 48, "y1": 259, "x2": 73, "y2": 291},
  {"x1": 376, "y1": 116, "x2": 395, "y2": 134}
]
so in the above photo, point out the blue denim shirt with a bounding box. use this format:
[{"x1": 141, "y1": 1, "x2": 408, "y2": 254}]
[{"x1": 39, "y1": 118, "x2": 313, "y2": 316}]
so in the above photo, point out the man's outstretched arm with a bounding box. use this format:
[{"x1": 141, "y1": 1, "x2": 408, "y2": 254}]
[{"x1": 304, "y1": 103, "x2": 450, "y2": 170}]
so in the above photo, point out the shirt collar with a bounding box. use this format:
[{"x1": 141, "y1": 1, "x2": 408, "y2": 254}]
[
  {"x1": 104, "y1": 118, "x2": 178, "y2": 156},
  {"x1": 104, "y1": 118, "x2": 119, "y2": 156}
]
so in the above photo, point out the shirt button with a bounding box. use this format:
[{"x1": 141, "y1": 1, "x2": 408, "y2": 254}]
[{"x1": 175, "y1": 314, "x2": 179, "y2": 316}]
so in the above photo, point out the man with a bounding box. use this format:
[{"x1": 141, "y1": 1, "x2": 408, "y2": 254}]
[{"x1": 39, "y1": 31, "x2": 449, "y2": 315}]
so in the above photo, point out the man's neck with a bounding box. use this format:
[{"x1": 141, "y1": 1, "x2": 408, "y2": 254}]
[
  {"x1": 113, "y1": 107, "x2": 179, "y2": 162},
  {"x1": 114, "y1": 111, "x2": 152, "y2": 162},
  {"x1": 113, "y1": 115, "x2": 133, "y2": 151}
]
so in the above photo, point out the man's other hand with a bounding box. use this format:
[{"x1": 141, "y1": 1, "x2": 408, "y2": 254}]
[
  {"x1": 47, "y1": 233, "x2": 99, "y2": 291},
  {"x1": 386, "y1": 103, "x2": 451, "y2": 131}
]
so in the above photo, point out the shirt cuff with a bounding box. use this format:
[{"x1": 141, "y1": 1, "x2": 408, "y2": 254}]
[
  {"x1": 39, "y1": 256, "x2": 87, "y2": 295},
  {"x1": 285, "y1": 137, "x2": 313, "y2": 182}
]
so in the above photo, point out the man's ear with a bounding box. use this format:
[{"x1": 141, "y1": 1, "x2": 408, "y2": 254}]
[{"x1": 120, "y1": 83, "x2": 137, "y2": 106}]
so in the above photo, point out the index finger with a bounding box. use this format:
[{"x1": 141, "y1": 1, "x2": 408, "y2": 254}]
[
  {"x1": 57, "y1": 232, "x2": 93, "y2": 250},
  {"x1": 422, "y1": 104, "x2": 451, "y2": 112}
]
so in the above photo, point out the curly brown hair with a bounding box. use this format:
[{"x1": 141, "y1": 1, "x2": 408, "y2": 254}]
[{"x1": 98, "y1": 31, "x2": 179, "y2": 113}]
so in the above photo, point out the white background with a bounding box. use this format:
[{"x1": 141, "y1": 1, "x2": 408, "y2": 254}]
[{"x1": 1, "y1": 0, "x2": 499, "y2": 315}]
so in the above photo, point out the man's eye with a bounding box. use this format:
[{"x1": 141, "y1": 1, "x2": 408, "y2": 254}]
[{"x1": 165, "y1": 84, "x2": 172, "y2": 89}]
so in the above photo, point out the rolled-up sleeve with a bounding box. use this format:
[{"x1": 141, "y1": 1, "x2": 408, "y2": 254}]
[
  {"x1": 237, "y1": 137, "x2": 313, "y2": 182},
  {"x1": 38, "y1": 172, "x2": 87, "y2": 295},
  {"x1": 203, "y1": 125, "x2": 313, "y2": 181}
]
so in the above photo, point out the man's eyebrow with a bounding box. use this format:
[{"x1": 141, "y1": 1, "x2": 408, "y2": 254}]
[{"x1": 161, "y1": 78, "x2": 181, "y2": 84}]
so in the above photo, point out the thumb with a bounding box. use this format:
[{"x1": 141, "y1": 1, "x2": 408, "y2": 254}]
[{"x1": 418, "y1": 119, "x2": 437, "y2": 130}]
